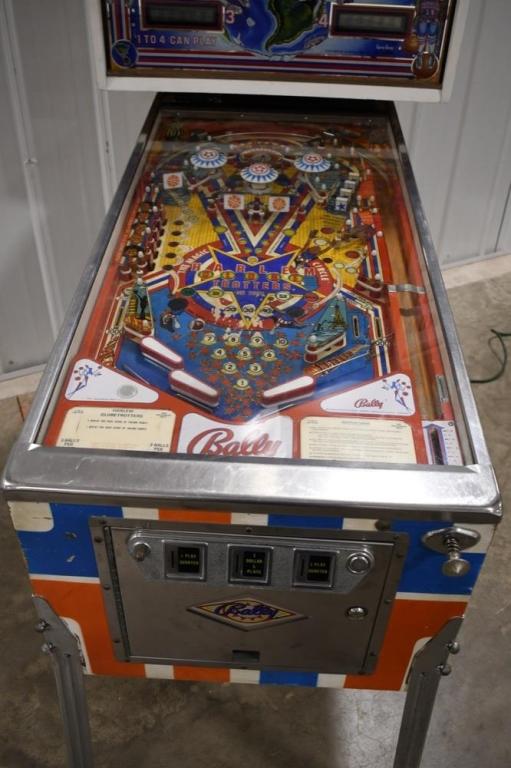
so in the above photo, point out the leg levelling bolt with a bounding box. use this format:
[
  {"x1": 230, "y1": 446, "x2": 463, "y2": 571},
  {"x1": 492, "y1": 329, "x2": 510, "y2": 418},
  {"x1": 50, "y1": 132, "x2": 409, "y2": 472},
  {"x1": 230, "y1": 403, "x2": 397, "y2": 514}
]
[
  {"x1": 41, "y1": 642, "x2": 55, "y2": 655},
  {"x1": 442, "y1": 535, "x2": 471, "y2": 578}
]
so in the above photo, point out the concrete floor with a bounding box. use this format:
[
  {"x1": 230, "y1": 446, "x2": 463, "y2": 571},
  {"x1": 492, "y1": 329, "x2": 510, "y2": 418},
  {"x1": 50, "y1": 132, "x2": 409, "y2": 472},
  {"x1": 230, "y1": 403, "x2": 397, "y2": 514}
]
[{"x1": 1, "y1": 273, "x2": 510, "y2": 768}]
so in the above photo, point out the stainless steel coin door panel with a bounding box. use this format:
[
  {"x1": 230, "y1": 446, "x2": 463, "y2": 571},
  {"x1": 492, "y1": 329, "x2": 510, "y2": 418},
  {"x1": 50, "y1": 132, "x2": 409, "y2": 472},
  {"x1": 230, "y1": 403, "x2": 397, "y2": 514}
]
[{"x1": 93, "y1": 522, "x2": 408, "y2": 675}]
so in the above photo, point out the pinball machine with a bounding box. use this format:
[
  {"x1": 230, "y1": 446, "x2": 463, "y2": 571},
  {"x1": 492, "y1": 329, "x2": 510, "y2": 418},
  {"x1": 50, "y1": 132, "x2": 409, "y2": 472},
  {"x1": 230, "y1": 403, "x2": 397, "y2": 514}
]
[{"x1": 1, "y1": 2, "x2": 501, "y2": 768}]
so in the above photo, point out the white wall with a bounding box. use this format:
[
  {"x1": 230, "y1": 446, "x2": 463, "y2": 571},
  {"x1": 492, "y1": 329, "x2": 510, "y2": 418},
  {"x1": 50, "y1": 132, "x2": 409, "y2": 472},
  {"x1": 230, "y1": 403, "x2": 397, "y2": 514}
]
[
  {"x1": 0, "y1": 0, "x2": 107, "y2": 374},
  {"x1": 0, "y1": 2, "x2": 55, "y2": 372},
  {"x1": 397, "y1": 0, "x2": 511, "y2": 264},
  {"x1": 1, "y1": 0, "x2": 510, "y2": 375}
]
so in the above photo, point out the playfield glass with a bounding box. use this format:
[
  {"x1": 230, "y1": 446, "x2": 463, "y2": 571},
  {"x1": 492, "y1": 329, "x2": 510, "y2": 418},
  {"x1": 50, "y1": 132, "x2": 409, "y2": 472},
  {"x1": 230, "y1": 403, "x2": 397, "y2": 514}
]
[{"x1": 41, "y1": 105, "x2": 466, "y2": 468}]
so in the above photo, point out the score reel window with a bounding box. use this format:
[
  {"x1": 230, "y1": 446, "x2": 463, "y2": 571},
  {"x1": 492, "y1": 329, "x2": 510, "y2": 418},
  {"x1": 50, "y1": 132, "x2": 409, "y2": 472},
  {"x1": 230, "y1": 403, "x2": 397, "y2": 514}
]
[
  {"x1": 330, "y1": 5, "x2": 414, "y2": 38},
  {"x1": 142, "y1": 1, "x2": 223, "y2": 30}
]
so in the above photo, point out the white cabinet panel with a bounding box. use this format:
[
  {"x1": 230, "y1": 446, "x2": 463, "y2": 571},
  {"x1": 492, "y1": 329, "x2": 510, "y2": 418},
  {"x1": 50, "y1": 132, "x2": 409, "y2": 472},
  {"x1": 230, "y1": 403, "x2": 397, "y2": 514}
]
[
  {"x1": 107, "y1": 91, "x2": 155, "y2": 184},
  {"x1": 395, "y1": 103, "x2": 417, "y2": 148}
]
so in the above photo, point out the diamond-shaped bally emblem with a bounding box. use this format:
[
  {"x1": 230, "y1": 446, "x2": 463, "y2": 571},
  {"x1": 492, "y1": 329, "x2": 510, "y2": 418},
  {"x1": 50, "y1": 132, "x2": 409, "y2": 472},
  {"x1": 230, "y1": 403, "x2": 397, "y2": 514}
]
[{"x1": 188, "y1": 596, "x2": 306, "y2": 631}]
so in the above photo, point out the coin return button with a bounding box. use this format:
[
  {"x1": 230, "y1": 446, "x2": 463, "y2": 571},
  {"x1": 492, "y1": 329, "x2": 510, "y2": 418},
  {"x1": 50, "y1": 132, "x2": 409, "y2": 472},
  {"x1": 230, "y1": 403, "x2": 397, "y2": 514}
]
[{"x1": 346, "y1": 551, "x2": 373, "y2": 574}]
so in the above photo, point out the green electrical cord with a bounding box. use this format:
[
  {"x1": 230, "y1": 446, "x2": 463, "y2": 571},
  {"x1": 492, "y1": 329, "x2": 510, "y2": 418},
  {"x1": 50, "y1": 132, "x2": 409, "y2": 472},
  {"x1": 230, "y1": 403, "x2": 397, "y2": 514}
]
[{"x1": 470, "y1": 328, "x2": 511, "y2": 384}]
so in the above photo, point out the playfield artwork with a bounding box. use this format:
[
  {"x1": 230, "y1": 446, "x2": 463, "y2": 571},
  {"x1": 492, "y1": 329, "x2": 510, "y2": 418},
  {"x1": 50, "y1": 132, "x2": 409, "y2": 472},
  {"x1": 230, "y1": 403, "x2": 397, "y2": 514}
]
[{"x1": 45, "y1": 110, "x2": 461, "y2": 465}]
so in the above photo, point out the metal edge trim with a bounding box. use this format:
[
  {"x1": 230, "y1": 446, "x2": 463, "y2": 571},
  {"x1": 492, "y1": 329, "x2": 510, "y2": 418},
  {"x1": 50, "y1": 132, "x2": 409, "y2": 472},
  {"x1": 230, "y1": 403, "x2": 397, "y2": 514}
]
[
  {"x1": 362, "y1": 532, "x2": 409, "y2": 674},
  {"x1": 387, "y1": 104, "x2": 492, "y2": 468},
  {"x1": 89, "y1": 517, "x2": 130, "y2": 662},
  {"x1": 3, "y1": 444, "x2": 502, "y2": 522}
]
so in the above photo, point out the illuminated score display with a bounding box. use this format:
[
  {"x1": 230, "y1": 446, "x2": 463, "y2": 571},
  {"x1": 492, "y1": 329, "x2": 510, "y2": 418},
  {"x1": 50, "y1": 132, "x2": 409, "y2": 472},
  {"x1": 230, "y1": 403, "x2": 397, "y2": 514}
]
[{"x1": 102, "y1": 2, "x2": 460, "y2": 98}]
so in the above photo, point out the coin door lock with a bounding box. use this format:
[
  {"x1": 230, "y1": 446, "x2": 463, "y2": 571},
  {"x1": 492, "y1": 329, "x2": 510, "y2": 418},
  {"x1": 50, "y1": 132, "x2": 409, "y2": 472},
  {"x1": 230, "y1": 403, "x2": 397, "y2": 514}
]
[
  {"x1": 421, "y1": 526, "x2": 480, "y2": 578},
  {"x1": 131, "y1": 541, "x2": 151, "y2": 562}
]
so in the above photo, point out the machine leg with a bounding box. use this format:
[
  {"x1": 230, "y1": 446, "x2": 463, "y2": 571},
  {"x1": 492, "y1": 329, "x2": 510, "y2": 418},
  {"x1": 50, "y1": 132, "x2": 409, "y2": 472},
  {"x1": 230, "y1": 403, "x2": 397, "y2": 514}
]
[
  {"x1": 393, "y1": 616, "x2": 463, "y2": 768},
  {"x1": 33, "y1": 596, "x2": 95, "y2": 768},
  {"x1": 30, "y1": 595, "x2": 462, "y2": 768}
]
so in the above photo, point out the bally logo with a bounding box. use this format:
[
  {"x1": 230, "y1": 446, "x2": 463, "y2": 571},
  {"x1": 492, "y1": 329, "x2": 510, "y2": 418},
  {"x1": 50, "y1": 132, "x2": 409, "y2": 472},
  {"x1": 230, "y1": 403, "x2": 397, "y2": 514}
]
[
  {"x1": 187, "y1": 428, "x2": 281, "y2": 457},
  {"x1": 188, "y1": 597, "x2": 305, "y2": 631},
  {"x1": 178, "y1": 413, "x2": 293, "y2": 458},
  {"x1": 354, "y1": 398, "x2": 384, "y2": 409}
]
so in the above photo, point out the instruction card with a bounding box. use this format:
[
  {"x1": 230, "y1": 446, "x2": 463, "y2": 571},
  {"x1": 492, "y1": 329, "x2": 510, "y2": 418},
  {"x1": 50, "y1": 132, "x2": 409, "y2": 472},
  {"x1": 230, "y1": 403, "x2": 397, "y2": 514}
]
[
  {"x1": 57, "y1": 407, "x2": 175, "y2": 452},
  {"x1": 300, "y1": 416, "x2": 416, "y2": 463}
]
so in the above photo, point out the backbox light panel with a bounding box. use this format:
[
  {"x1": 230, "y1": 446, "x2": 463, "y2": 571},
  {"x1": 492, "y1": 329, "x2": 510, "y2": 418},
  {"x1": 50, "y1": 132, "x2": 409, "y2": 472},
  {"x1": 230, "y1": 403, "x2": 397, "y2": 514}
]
[{"x1": 96, "y1": 0, "x2": 464, "y2": 100}]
